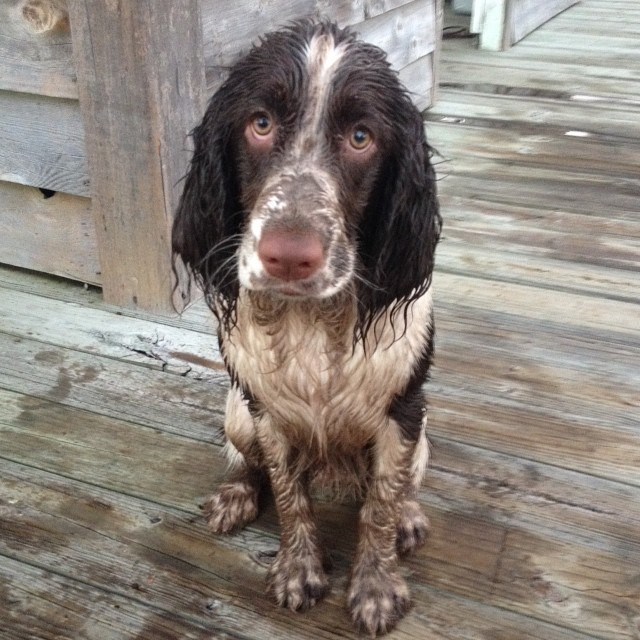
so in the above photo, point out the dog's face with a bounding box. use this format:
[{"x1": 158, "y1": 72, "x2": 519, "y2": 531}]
[
  {"x1": 173, "y1": 21, "x2": 440, "y2": 328},
  {"x1": 232, "y1": 28, "x2": 391, "y2": 299}
]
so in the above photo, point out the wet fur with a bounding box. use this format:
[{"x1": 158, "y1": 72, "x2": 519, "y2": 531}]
[{"x1": 173, "y1": 20, "x2": 441, "y2": 636}]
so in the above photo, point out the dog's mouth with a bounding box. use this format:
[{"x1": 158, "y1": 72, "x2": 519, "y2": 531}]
[
  {"x1": 278, "y1": 285, "x2": 307, "y2": 297},
  {"x1": 240, "y1": 264, "x2": 354, "y2": 302},
  {"x1": 252, "y1": 275, "x2": 338, "y2": 300}
]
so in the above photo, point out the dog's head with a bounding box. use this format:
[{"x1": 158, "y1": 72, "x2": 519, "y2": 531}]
[{"x1": 173, "y1": 20, "x2": 441, "y2": 333}]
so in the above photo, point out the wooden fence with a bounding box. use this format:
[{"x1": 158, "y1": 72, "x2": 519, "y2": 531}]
[{"x1": 0, "y1": 0, "x2": 441, "y2": 312}]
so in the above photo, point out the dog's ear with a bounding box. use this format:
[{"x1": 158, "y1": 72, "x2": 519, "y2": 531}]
[
  {"x1": 172, "y1": 89, "x2": 242, "y2": 310},
  {"x1": 357, "y1": 112, "x2": 442, "y2": 330}
]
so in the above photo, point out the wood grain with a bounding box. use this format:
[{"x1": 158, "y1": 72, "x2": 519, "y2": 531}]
[
  {"x1": 506, "y1": 0, "x2": 579, "y2": 46},
  {"x1": 0, "y1": 90, "x2": 87, "y2": 195},
  {"x1": 68, "y1": 0, "x2": 206, "y2": 313},
  {"x1": 202, "y1": 0, "x2": 438, "y2": 109},
  {"x1": 431, "y1": 88, "x2": 640, "y2": 139},
  {"x1": 0, "y1": 181, "x2": 99, "y2": 284},
  {"x1": 0, "y1": 332, "x2": 226, "y2": 443},
  {"x1": 0, "y1": 286, "x2": 221, "y2": 378},
  {"x1": 0, "y1": 460, "x2": 607, "y2": 640},
  {"x1": 1, "y1": 393, "x2": 637, "y2": 638},
  {"x1": 0, "y1": 1, "x2": 76, "y2": 99},
  {"x1": 2, "y1": 1, "x2": 639, "y2": 637},
  {"x1": 398, "y1": 54, "x2": 434, "y2": 112}
]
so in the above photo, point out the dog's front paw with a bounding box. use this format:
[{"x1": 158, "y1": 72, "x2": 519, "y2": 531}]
[
  {"x1": 396, "y1": 499, "x2": 430, "y2": 556},
  {"x1": 348, "y1": 567, "x2": 411, "y2": 636},
  {"x1": 267, "y1": 548, "x2": 329, "y2": 611},
  {"x1": 201, "y1": 481, "x2": 259, "y2": 533}
]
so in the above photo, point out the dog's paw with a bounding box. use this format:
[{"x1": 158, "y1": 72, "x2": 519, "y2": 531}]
[
  {"x1": 396, "y1": 499, "x2": 430, "y2": 556},
  {"x1": 201, "y1": 481, "x2": 259, "y2": 533},
  {"x1": 267, "y1": 548, "x2": 329, "y2": 611},
  {"x1": 348, "y1": 567, "x2": 411, "y2": 636}
]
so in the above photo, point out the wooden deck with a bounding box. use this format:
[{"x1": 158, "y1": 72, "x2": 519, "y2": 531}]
[{"x1": 1, "y1": 1, "x2": 639, "y2": 637}]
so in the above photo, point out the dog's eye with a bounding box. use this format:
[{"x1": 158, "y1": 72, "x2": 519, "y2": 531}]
[
  {"x1": 251, "y1": 112, "x2": 273, "y2": 136},
  {"x1": 349, "y1": 127, "x2": 373, "y2": 151}
]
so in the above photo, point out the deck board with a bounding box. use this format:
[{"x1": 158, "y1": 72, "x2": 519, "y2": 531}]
[{"x1": 1, "y1": 0, "x2": 639, "y2": 637}]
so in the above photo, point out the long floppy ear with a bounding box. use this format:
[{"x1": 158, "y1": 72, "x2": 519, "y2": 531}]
[
  {"x1": 171, "y1": 88, "x2": 243, "y2": 312},
  {"x1": 357, "y1": 111, "x2": 442, "y2": 331}
]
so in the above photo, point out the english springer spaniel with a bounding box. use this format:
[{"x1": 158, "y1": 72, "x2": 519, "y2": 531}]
[{"x1": 172, "y1": 20, "x2": 441, "y2": 635}]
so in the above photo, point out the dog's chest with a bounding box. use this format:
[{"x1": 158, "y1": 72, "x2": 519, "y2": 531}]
[{"x1": 223, "y1": 293, "x2": 433, "y2": 447}]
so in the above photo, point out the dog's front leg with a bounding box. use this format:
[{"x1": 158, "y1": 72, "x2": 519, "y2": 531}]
[
  {"x1": 258, "y1": 424, "x2": 329, "y2": 612},
  {"x1": 348, "y1": 421, "x2": 417, "y2": 635}
]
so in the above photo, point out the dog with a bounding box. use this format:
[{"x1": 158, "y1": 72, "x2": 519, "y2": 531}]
[{"x1": 172, "y1": 19, "x2": 441, "y2": 635}]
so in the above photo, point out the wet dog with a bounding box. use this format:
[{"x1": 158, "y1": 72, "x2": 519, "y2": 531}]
[{"x1": 172, "y1": 19, "x2": 441, "y2": 635}]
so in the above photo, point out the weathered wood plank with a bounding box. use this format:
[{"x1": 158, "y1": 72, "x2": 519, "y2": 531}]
[
  {"x1": 435, "y1": 271, "x2": 640, "y2": 337},
  {"x1": 0, "y1": 264, "x2": 215, "y2": 335},
  {"x1": 0, "y1": 557, "x2": 226, "y2": 640},
  {"x1": 434, "y1": 160, "x2": 640, "y2": 219},
  {"x1": 201, "y1": 0, "x2": 434, "y2": 69},
  {"x1": 440, "y1": 45, "x2": 640, "y2": 102},
  {"x1": 518, "y1": 29, "x2": 640, "y2": 56},
  {"x1": 438, "y1": 241, "x2": 640, "y2": 304},
  {"x1": 0, "y1": 181, "x2": 99, "y2": 284},
  {"x1": 0, "y1": 287, "x2": 221, "y2": 379},
  {"x1": 428, "y1": 120, "x2": 640, "y2": 180},
  {"x1": 443, "y1": 36, "x2": 640, "y2": 81},
  {"x1": 0, "y1": 1, "x2": 76, "y2": 99},
  {"x1": 428, "y1": 392, "x2": 640, "y2": 489},
  {"x1": 431, "y1": 88, "x2": 640, "y2": 138},
  {"x1": 506, "y1": 0, "x2": 579, "y2": 46},
  {"x1": 585, "y1": 0, "x2": 640, "y2": 8},
  {"x1": 398, "y1": 54, "x2": 434, "y2": 112},
  {"x1": 438, "y1": 193, "x2": 640, "y2": 240},
  {"x1": 0, "y1": 332, "x2": 226, "y2": 444},
  {"x1": 1, "y1": 460, "x2": 608, "y2": 640},
  {"x1": 0, "y1": 90, "x2": 87, "y2": 196},
  {"x1": 1, "y1": 397, "x2": 638, "y2": 639},
  {"x1": 436, "y1": 309, "x2": 640, "y2": 409},
  {"x1": 427, "y1": 439, "x2": 640, "y2": 545},
  {"x1": 543, "y1": 17, "x2": 640, "y2": 36},
  {"x1": 0, "y1": 389, "x2": 222, "y2": 511},
  {"x1": 203, "y1": 0, "x2": 437, "y2": 108},
  {"x1": 436, "y1": 201, "x2": 640, "y2": 281},
  {"x1": 68, "y1": 0, "x2": 206, "y2": 313},
  {"x1": 354, "y1": 0, "x2": 436, "y2": 69}
]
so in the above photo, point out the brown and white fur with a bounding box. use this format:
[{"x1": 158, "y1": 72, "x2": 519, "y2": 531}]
[{"x1": 172, "y1": 20, "x2": 441, "y2": 636}]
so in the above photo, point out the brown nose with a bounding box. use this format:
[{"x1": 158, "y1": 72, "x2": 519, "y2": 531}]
[{"x1": 258, "y1": 230, "x2": 324, "y2": 281}]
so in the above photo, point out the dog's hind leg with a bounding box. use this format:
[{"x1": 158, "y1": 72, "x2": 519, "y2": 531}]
[{"x1": 202, "y1": 386, "x2": 264, "y2": 533}]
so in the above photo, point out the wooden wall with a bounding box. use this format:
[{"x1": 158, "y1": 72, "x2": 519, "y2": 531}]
[
  {"x1": 471, "y1": 0, "x2": 579, "y2": 50},
  {"x1": 0, "y1": 1, "x2": 97, "y2": 285},
  {"x1": 505, "y1": 0, "x2": 580, "y2": 46},
  {"x1": 0, "y1": 0, "x2": 441, "y2": 312},
  {"x1": 202, "y1": 0, "x2": 440, "y2": 110}
]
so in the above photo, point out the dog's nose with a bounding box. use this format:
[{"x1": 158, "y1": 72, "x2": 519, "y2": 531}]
[{"x1": 258, "y1": 230, "x2": 324, "y2": 281}]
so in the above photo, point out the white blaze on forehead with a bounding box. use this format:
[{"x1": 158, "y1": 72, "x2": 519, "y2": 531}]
[{"x1": 303, "y1": 32, "x2": 348, "y2": 136}]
